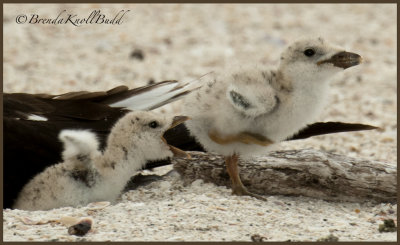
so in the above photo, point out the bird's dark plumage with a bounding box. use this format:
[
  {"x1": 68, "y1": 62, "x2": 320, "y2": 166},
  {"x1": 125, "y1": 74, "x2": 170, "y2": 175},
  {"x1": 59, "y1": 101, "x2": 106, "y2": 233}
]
[
  {"x1": 3, "y1": 82, "x2": 378, "y2": 209},
  {"x1": 288, "y1": 122, "x2": 379, "y2": 140}
]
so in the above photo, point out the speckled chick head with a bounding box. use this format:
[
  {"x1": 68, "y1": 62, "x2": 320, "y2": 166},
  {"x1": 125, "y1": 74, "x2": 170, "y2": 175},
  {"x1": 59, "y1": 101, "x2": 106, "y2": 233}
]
[
  {"x1": 278, "y1": 37, "x2": 359, "y2": 87},
  {"x1": 107, "y1": 111, "x2": 174, "y2": 162}
]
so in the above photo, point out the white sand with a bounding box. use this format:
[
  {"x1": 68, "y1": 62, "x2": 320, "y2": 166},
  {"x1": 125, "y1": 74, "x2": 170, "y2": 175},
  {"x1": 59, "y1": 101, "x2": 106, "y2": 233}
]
[{"x1": 3, "y1": 4, "x2": 397, "y2": 241}]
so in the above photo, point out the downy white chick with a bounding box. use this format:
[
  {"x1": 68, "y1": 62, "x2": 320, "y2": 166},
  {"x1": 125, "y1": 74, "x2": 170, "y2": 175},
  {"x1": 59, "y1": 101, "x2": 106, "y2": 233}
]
[
  {"x1": 183, "y1": 37, "x2": 362, "y2": 200},
  {"x1": 13, "y1": 111, "x2": 189, "y2": 210}
]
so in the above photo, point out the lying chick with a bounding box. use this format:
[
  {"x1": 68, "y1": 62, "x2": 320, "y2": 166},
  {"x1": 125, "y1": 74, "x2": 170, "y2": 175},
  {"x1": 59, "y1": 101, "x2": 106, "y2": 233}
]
[{"x1": 13, "y1": 111, "x2": 188, "y2": 210}]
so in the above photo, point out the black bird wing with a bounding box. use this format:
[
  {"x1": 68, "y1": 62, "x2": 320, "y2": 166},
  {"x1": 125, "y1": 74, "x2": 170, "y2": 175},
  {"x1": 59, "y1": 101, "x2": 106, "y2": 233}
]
[{"x1": 287, "y1": 122, "x2": 379, "y2": 140}]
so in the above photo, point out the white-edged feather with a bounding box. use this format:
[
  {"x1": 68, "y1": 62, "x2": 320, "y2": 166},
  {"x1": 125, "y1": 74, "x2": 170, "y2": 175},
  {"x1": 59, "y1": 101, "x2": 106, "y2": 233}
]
[
  {"x1": 26, "y1": 114, "x2": 48, "y2": 121},
  {"x1": 110, "y1": 80, "x2": 200, "y2": 110}
]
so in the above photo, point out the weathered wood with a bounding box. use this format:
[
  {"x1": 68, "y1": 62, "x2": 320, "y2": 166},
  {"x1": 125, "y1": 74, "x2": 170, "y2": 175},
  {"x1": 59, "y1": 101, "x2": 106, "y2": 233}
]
[{"x1": 173, "y1": 149, "x2": 397, "y2": 203}]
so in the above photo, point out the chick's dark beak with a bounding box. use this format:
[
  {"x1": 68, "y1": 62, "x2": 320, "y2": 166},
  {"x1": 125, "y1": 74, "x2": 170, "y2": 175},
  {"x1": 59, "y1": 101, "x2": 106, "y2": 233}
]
[
  {"x1": 162, "y1": 116, "x2": 191, "y2": 158},
  {"x1": 317, "y1": 51, "x2": 362, "y2": 69}
]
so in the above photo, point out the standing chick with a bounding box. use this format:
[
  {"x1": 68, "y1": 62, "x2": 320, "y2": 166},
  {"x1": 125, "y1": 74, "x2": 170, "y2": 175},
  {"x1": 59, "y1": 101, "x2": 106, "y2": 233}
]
[
  {"x1": 13, "y1": 111, "x2": 188, "y2": 210},
  {"x1": 183, "y1": 37, "x2": 362, "y2": 200}
]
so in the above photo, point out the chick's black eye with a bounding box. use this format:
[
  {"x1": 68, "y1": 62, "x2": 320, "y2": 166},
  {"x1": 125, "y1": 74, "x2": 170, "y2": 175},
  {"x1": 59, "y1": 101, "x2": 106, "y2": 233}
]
[
  {"x1": 148, "y1": 121, "x2": 159, "y2": 128},
  {"x1": 304, "y1": 48, "x2": 315, "y2": 57}
]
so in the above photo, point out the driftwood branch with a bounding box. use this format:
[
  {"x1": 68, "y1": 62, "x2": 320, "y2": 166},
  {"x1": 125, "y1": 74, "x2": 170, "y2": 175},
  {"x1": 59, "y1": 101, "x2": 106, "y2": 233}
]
[{"x1": 172, "y1": 149, "x2": 397, "y2": 203}]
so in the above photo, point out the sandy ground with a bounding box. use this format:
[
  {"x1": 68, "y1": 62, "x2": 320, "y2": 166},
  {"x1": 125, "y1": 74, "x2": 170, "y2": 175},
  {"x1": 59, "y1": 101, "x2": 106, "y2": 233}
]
[{"x1": 3, "y1": 4, "x2": 397, "y2": 241}]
